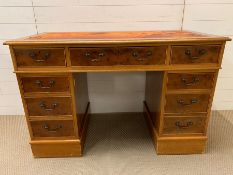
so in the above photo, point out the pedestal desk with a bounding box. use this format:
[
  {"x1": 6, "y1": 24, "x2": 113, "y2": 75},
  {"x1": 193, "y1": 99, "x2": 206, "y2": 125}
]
[{"x1": 4, "y1": 31, "x2": 231, "y2": 157}]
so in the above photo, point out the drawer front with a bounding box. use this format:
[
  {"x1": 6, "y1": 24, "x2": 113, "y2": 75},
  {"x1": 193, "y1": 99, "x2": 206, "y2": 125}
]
[
  {"x1": 70, "y1": 48, "x2": 118, "y2": 66},
  {"x1": 171, "y1": 45, "x2": 221, "y2": 64},
  {"x1": 119, "y1": 46, "x2": 166, "y2": 65},
  {"x1": 25, "y1": 97, "x2": 72, "y2": 116},
  {"x1": 20, "y1": 76, "x2": 70, "y2": 93},
  {"x1": 165, "y1": 94, "x2": 210, "y2": 113},
  {"x1": 163, "y1": 116, "x2": 206, "y2": 134},
  {"x1": 167, "y1": 72, "x2": 215, "y2": 89},
  {"x1": 31, "y1": 120, "x2": 74, "y2": 137},
  {"x1": 14, "y1": 48, "x2": 66, "y2": 67}
]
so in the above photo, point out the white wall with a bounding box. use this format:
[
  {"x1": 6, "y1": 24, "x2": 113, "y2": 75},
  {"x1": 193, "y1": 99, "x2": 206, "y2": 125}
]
[{"x1": 0, "y1": 0, "x2": 232, "y2": 114}]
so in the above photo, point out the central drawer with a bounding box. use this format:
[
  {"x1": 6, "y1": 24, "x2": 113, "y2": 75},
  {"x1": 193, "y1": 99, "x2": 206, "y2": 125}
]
[
  {"x1": 70, "y1": 46, "x2": 167, "y2": 66},
  {"x1": 25, "y1": 97, "x2": 72, "y2": 116}
]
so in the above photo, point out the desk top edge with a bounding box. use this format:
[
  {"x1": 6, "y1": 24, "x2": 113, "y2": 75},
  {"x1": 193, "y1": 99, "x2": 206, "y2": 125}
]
[{"x1": 4, "y1": 30, "x2": 231, "y2": 45}]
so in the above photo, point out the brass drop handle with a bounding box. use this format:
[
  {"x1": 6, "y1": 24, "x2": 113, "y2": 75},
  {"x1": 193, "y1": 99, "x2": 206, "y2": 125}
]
[
  {"x1": 147, "y1": 51, "x2": 153, "y2": 56},
  {"x1": 85, "y1": 52, "x2": 91, "y2": 57},
  {"x1": 177, "y1": 99, "x2": 198, "y2": 106},
  {"x1": 91, "y1": 52, "x2": 105, "y2": 62},
  {"x1": 185, "y1": 49, "x2": 207, "y2": 60},
  {"x1": 29, "y1": 52, "x2": 51, "y2": 62},
  {"x1": 132, "y1": 51, "x2": 139, "y2": 57},
  {"x1": 35, "y1": 80, "x2": 55, "y2": 89},
  {"x1": 84, "y1": 52, "x2": 104, "y2": 62},
  {"x1": 132, "y1": 51, "x2": 152, "y2": 61},
  {"x1": 42, "y1": 124, "x2": 62, "y2": 132},
  {"x1": 181, "y1": 76, "x2": 200, "y2": 86},
  {"x1": 98, "y1": 52, "x2": 105, "y2": 57},
  {"x1": 39, "y1": 102, "x2": 58, "y2": 111},
  {"x1": 175, "y1": 121, "x2": 193, "y2": 129}
]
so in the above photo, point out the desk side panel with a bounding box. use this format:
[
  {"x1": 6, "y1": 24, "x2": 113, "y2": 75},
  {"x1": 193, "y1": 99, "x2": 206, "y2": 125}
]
[
  {"x1": 145, "y1": 72, "x2": 165, "y2": 133},
  {"x1": 73, "y1": 73, "x2": 90, "y2": 137}
]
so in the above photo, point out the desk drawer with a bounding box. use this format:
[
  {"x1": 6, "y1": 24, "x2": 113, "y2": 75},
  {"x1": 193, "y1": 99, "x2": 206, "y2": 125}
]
[
  {"x1": 25, "y1": 97, "x2": 72, "y2": 116},
  {"x1": 20, "y1": 76, "x2": 70, "y2": 93},
  {"x1": 31, "y1": 120, "x2": 74, "y2": 138},
  {"x1": 171, "y1": 45, "x2": 221, "y2": 64},
  {"x1": 13, "y1": 48, "x2": 66, "y2": 67},
  {"x1": 70, "y1": 48, "x2": 118, "y2": 66},
  {"x1": 165, "y1": 94, "x2": 210, "y2": 114},
  {"x1": 167, "y1": 72, "x2": 215, "y2": 90},
  {"x1": 119, "y1": 46, "x2": 166, "y2": 65},
  {"x1": 163, "y1": 116, "x2": 206, "y2": 135}
]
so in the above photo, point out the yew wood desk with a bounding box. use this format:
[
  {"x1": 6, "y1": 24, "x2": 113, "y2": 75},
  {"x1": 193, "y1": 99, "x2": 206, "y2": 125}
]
[{"x1": 4, "y1": 31, "x2": 231, "y2": 158}]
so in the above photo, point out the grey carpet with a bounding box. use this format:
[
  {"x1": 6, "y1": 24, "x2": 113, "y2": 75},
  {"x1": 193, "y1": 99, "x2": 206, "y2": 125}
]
[{"x1": 0, "y1": 111, "x2": 233, "y2": 175}]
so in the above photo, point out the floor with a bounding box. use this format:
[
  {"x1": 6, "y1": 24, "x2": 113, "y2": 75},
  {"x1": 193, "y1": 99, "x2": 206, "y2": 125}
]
[{"x1": 0, "y1": 111, "x2": 233, "y2": 175}]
